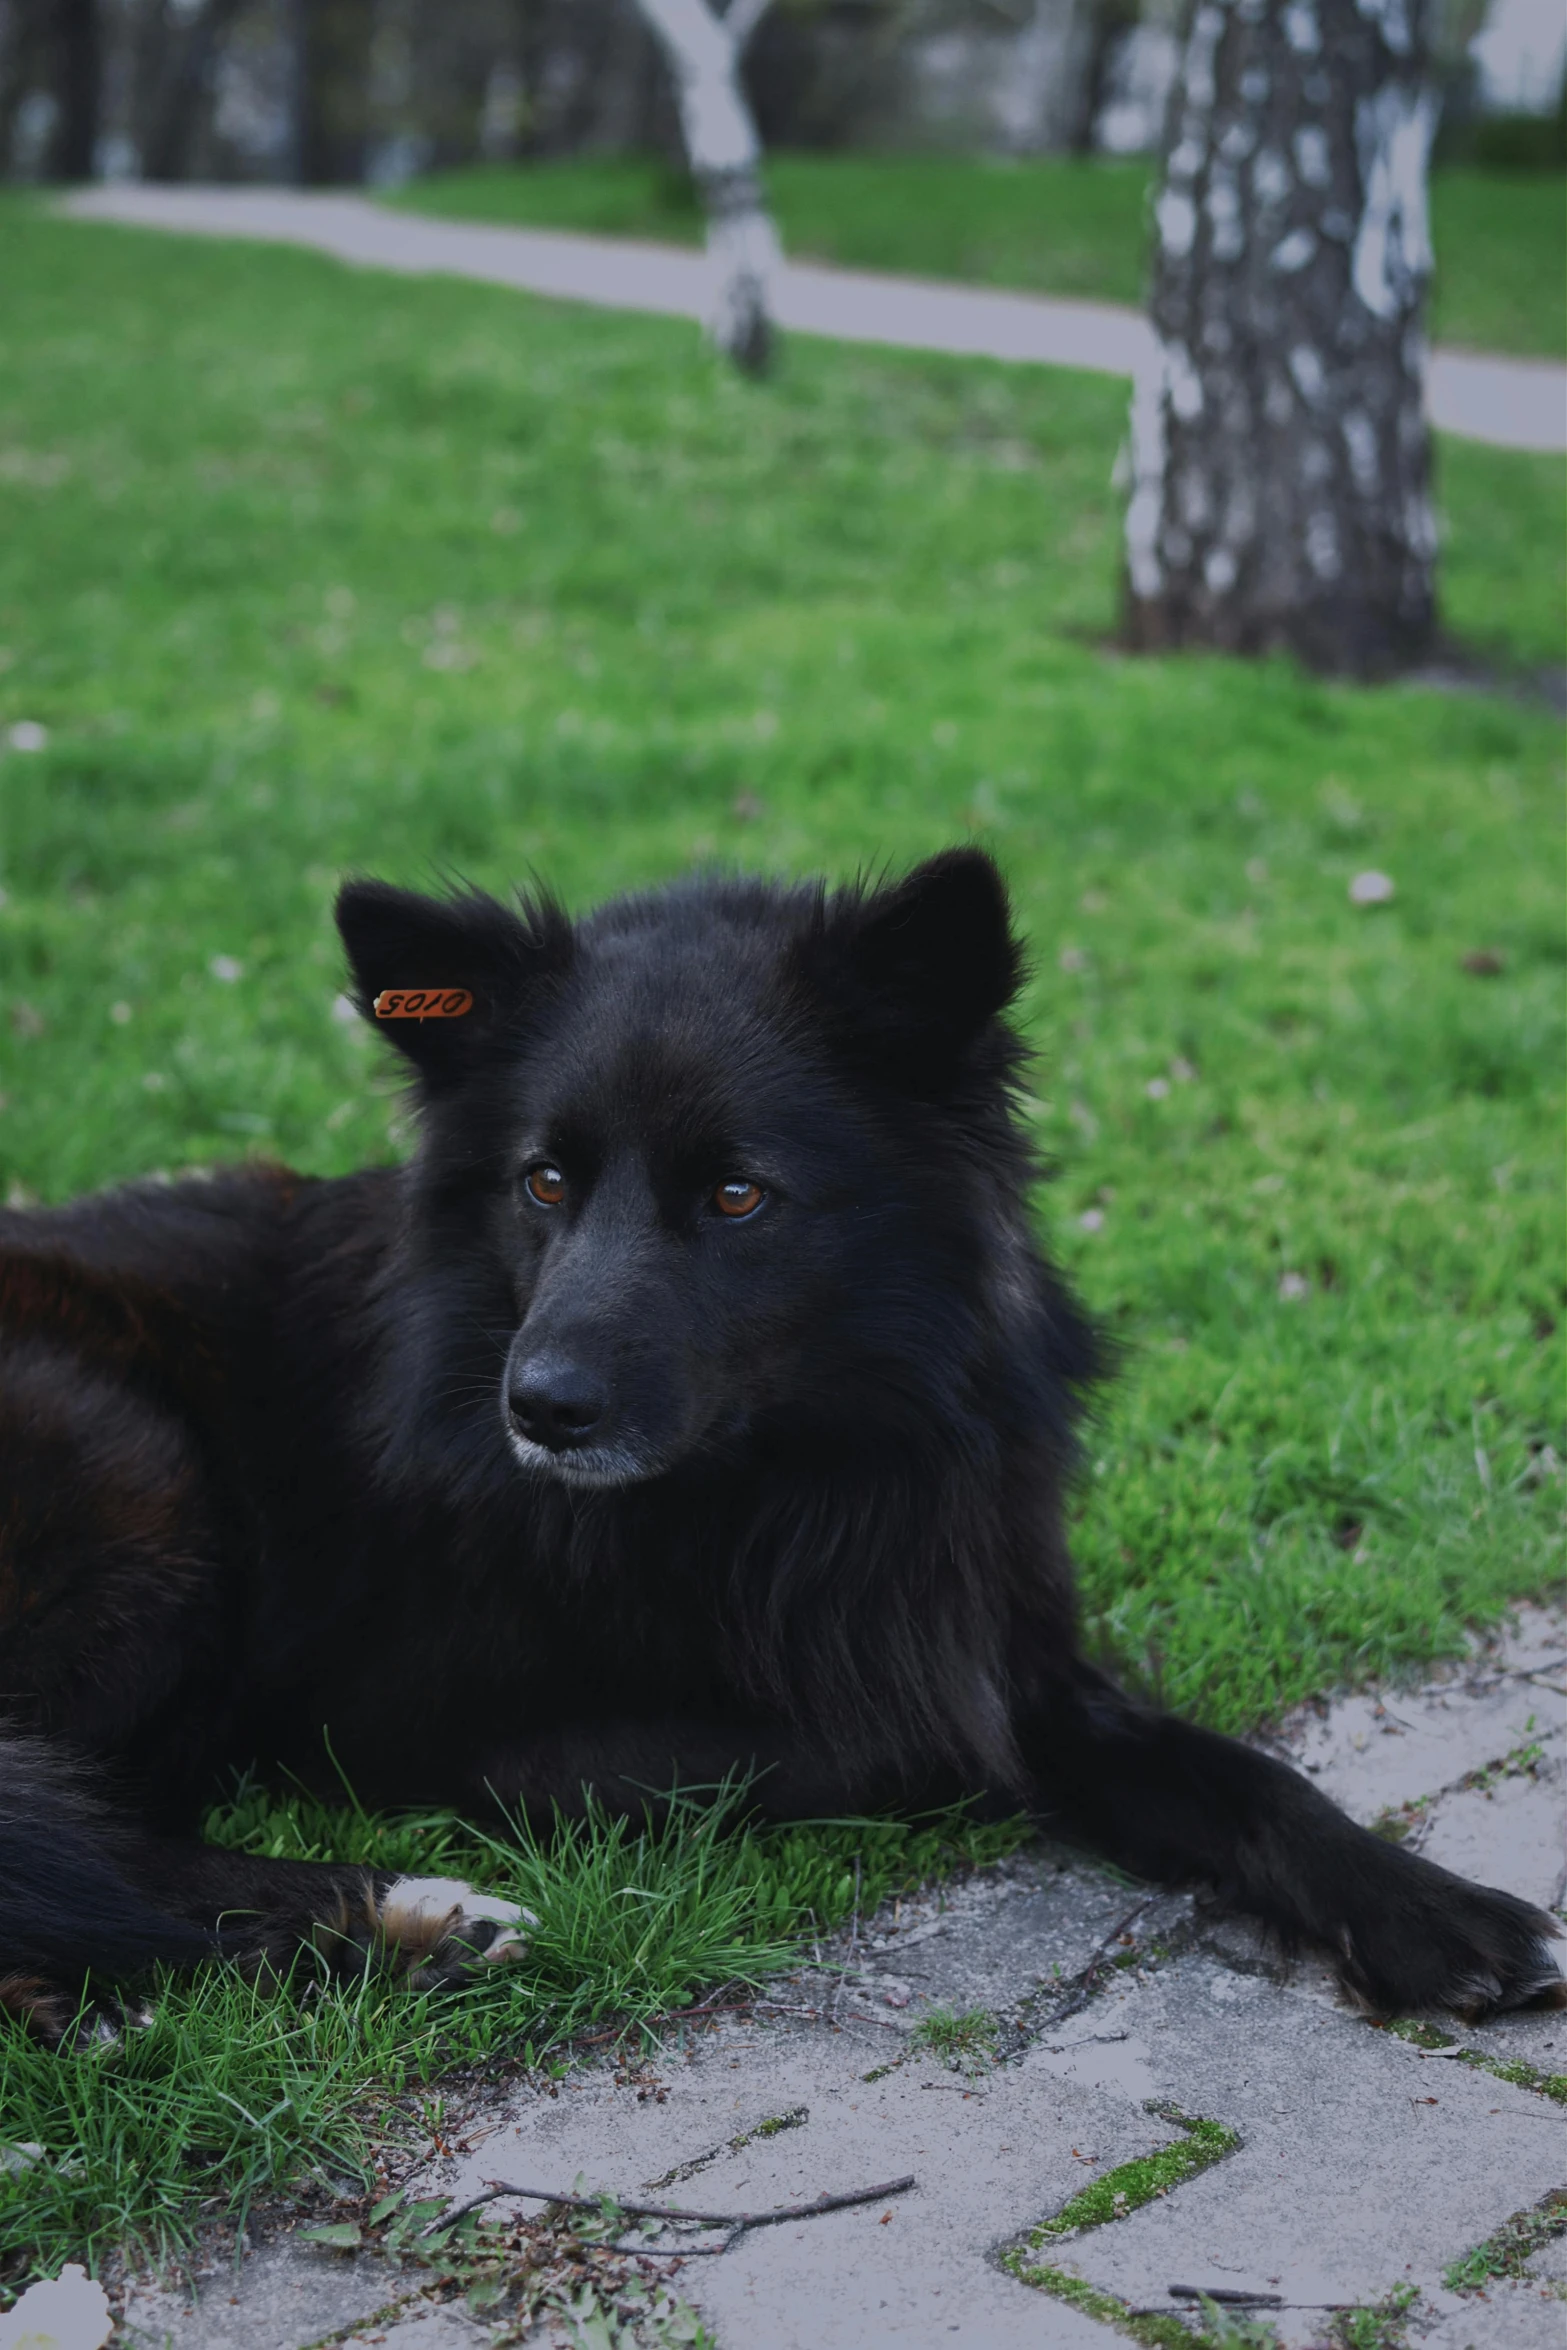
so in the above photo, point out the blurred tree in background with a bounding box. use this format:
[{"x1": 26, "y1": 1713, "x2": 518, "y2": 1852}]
[
  {"x1": 2, "y1": 0, "x2": 100, "y2": 178},
  {"x1": 636, "y1": 0, "x2": 780, "y2": 371},
  {"x1": 0, "y1": 0, "x2": 1189, "y2": 184},
  {"x1": 46, "y1": 0, "x2": 98, "y2": 173},
  {"x1": 293, "y1": 0, "x2": 374, "y2": 182},
  {"x1": 1123, "y1": 0, "x2": 1440, "y2": 674},
  {"x1": 136, "y1": 0, "x2": 248, "y2": 181},
  {"x1": 1, "y1": 0, "x2": 1557, "y2": 191}
]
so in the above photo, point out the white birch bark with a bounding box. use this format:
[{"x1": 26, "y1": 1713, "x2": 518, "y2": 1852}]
[
  {"x1": 635, "y1": 0, "x2": 781, "y2": 374},
  {"x1": 1123, "y1": 0, "x2": 1438, "y2": 673}
]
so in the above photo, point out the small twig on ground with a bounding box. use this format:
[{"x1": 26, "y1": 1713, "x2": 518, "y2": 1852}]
[
  {"x1": 1042, "y1": 1896, "x2": 1156, "y2": 2030},
  {"x1": 569, "y1": 1980, "x2": 755, "y2": 2046},
  {"x1": 658, "y1": 1982, "x2": 752, "y2": 2026},
  {"x1": 1163, "y1": 2290, "x2": 1395, "y2": 2313},
  {"x1": 433, "y1": 2172, "x2": 917, "y2": 2248},
  {"x1": 1169, "y1": 2283, "x2": 1284, "y2": 2307}
]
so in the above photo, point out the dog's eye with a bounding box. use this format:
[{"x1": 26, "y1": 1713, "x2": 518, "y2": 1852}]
[
  {"x1": 524, "y1": 1163, "x2": 567, "y2": 1208},
  {"x1": 713, "y1": 1179, "x2": 765, "y2": 1220}
]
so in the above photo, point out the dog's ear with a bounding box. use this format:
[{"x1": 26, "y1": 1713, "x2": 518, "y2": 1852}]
[
  {"x1": 335, "y1": 879, "x2": 572, "y2": 1086},
  {"x1": 812, "y1": 850, "x2": 1023, "y2": 1070}
]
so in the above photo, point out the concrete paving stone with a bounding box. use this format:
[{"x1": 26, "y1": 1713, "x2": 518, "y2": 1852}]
[
  {"x1": 1525, "y1": 2227, "x2": 1567, "y2": 2283},
  {"x1": 1279, "y1": 1680, "x2": 1563, "y2": 1828},
  {"x1": 1273, "y1": 1602, "x2": 1567, "y2": 1831},
  {"x1": 1415, "y1": 1759, "x2": 1567, "y2": 1916},
  {"x1": 835, "y1": 1848, "x2": 1154, "y2": 2027},
  {"x1": 1043, "y1": 1954, "x2": 1567, "y2": 2349},
  {"x1": 421, "y1": 2019, "x2": 1176, "y2": 2349},
  {"x1": 354, "y1": 2304, "x2": 489, "y2": 2348},
  {"x1": 1487, "y1": 1602, "x2": 1567, "y2": 1684},
  {"x1": 117, "y1": 2240, "x2": 412, "y2": 2350}
]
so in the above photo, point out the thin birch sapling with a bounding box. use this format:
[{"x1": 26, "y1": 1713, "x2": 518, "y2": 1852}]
[{"x1": 635, "y1": 0, "x2": 781, "y2": 375}]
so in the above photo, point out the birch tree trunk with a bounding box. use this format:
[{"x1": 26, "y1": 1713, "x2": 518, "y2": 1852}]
[
  {"x1": 634, "y1": 0, "x2": 781, "y2": 375},
  {"x1": 1123, "y1": 0, "x2": 1438, "y2": 675}
]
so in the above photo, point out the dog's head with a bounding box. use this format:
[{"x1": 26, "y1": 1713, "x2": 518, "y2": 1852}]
[{"x1": 338, "y1": 852, "x2": 1055, "y2": 1493}]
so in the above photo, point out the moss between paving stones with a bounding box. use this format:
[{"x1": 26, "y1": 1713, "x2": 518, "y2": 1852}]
[
  {"x1": 1003, "y1": 2103, "x2": 1293, "y2": 2345},
  {"x1": 1006, "y1": 2028, "x2": 1563, "y2": 2345},
  {"x1": 1009, "y1": 2264, "x2": 1202, "y2": 2349},
  {"x1": 1003, "y1": 2101, "x2": 1241, "y2": 2345},
  {"x1": 644, "y1": 2105, "x2": 809, "y2": 2191},
  {"x1": 1372, "y1": 1737, "x2": 1556, "y2": 1847},
  {"x1": 1384, "y1": 2017, "x2": 1567, "y2": 2106},
  {"x1": 1480, "y1": 2056, "x2": 1567, "y2": 2105},
  {"x1": 1012, "y1": 2102, "x2": 1240, "y2": 2246},
  {"x1": 1443, "y1": 2186, "x2": 1567, "y2": 2292}
]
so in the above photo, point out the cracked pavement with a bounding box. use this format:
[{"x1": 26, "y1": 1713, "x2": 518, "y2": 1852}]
[{"x1": 119, "y1": 1604, "x2": 1565, "y2": 2349}]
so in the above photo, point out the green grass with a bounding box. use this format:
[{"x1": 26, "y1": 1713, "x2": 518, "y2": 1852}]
[
  {"x1": 0, "y1": 1955, "x2": 430, "y2": 2284},
  {"x1": 202, "y1": 1773, "x2": 1031, "y2": 1972},
  {"x1": 390, "y1": 153, "x2": 1567, "y2": 358},
  {"x1": 1387, "y1": 2015, "x2": 1567, "y2": 2105},
  {"x1": 0, "y1": 204, "x2": 1562, "y2": 2278},
  {"x1": 1004, "y1": 2266, "x2": 1201, "y2": 2350},
  {"x1": 1011, "y1": 2103, "x2": 1239, "y2": 2245},
  {"x1": 1, "y1": 1782, "x2": 1021, "y2": 2282},
  {"x1": 909, "y1": 2004, "x2": 1000, "y2": 2073}
]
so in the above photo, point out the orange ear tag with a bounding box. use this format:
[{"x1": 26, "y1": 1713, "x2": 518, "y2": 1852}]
[{"x1": 373, "y1": 988, "x2": 474, "y2": 1021}]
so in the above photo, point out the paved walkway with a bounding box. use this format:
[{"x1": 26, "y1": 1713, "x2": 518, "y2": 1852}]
[
  {"x1": 63, "y1": 184, "x2": 1566, "y2": 456},
  {"x1": 118, "y1": 1605, "x2": 1566, "y2": 2349}
]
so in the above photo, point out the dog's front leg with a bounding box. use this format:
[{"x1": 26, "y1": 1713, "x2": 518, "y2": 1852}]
[
  {"x1": 1016, "y1": 1660, "x2": 1564, "y2": 2021},
  {"x1": 0, "y1": 1750, "x2": 533, "y2": 2044}
]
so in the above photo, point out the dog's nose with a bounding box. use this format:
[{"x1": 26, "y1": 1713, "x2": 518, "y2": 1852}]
[{"x1": 507, "y1": 1356, "x2": 607, "y2": 1451}]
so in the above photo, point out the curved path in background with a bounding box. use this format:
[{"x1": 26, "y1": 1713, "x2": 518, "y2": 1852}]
[{"x1": 63, "y1": 183, "x2": 1567, "y2": 455}]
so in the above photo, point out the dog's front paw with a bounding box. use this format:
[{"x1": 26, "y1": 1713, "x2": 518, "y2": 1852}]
[
  {"x1": 1335, "y1": 1858, "x2": 1566, "y2": 2023},
  {"x1": 377, "y1": 1876, "x2": 534, "y2": 1987}
]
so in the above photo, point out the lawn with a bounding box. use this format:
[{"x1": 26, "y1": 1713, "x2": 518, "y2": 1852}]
[
  {"x1": 0, "y1": 204, "x2": 1561, "y2": 2282},
  {"x1": 390, "y1": 153, "x2": 1567, "y2": 360}
]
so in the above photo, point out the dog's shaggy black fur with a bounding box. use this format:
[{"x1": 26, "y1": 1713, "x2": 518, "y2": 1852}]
[{"x1": 0, "y1": 851, "x2": 1560, "y2": 2038}]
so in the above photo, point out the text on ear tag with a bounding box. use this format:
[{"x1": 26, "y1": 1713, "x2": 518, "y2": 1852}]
[{"x1": 373, "y1": 988, "x2": 474, "y2": 1021}]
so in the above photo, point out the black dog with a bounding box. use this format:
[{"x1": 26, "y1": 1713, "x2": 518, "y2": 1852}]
[{"x1": 1, "y1": 851, "x2": 1560, "y2": 2040}]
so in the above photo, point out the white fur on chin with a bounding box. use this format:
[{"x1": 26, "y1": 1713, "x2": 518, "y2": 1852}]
[{"x1": 502, "y1": 1427, "x2": 655, "y2": 1490}]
